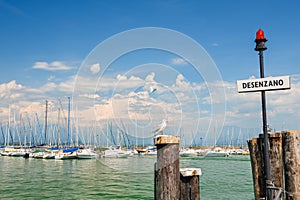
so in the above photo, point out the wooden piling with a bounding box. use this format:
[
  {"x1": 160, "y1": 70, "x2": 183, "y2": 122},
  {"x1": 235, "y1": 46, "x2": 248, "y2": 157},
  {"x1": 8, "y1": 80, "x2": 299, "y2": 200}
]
[
  {"x1": 180, "y1": 168, "x2": 201, "y2": 200},
  {"x1": 282, "y1": 130, "x2": 300, "y2": 200},
  {"x1": 268, "y1": 132, "x2": 284, "y2": 199},
  {"x1": 248, "y1": 133, "x2": 283, "y2": 199},
  {"x1": 154, "y1": 135, "x2": 180, "y2": 200},
  {"x1": 248, "y1": 137, "x2": 264, "y2": 199}
]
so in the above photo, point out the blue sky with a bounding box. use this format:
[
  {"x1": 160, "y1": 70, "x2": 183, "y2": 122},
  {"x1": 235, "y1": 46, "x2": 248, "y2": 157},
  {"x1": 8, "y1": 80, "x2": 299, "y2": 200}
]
[{"x1": 0, "y1": 0, "x2": 300, "y2": 145}]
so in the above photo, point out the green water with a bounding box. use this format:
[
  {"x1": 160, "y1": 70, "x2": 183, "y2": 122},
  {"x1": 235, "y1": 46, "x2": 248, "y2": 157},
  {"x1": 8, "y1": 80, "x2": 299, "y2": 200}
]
[{"x1": 0, "y1": 155, "x2": 254, "y2": 199}]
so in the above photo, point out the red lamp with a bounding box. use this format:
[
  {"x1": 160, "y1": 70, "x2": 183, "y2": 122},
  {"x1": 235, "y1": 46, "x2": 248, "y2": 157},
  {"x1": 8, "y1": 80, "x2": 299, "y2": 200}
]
[
  {"x1": 256, "y1": 29, "x2": 265, "y2": 40},
  {"x1": 255, "y1": 28, "x2": 267, "y2": 51}
]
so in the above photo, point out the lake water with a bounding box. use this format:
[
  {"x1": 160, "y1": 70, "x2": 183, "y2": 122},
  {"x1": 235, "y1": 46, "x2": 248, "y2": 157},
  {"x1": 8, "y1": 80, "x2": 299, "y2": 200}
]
[{"x1": 0, "y1": 155, "x2": 254, "y2": 199}]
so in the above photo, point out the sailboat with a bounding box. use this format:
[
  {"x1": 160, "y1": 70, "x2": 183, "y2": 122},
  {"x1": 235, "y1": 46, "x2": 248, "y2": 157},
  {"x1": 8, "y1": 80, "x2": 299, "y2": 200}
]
[
  {"x1": 103, "y1": 128, "x2": 131, "y2": 158},
  {"x1": 179, "y1": 148, "x2": 197, "y2": 157},
  {"x1": 204, "y1": 123, "x2": 230, "y2": 158},
  {"x1": 55, "y1": 146, "x2": 78, "y2": 160},
  {"x1": 103, "y1": 146, "x2": 129, "y2": 158},
  {"x1": 43, "y1": 147, "x2": 59, "y2": 159},
  {"x1": 55, "y1": 97, "x2": 79, "y2": 160},
  {"x1": 179, "y1": 130, "x2": 197, "y2": 157},
  {"x1": 77, "y1": 148, "x2": 99, "y2": 159},
  {"x1": 204, "y1": 147, "x2": 230, "y2": 157}
]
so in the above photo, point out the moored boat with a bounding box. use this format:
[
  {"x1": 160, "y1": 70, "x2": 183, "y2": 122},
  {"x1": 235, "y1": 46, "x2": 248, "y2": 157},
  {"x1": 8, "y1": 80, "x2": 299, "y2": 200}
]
[
  {"x1": 103, "y1": 146, "x2": 131, "y2": 158},
  {"x1": 77, "y1": 148, "x2": 99, "y2": 159},
  {"x1": 205, "y1": 147, "x2": 230, "y2": 157},
  {"x1": 55, "y1": 147, "x2": 78, "y2": 160},
  {"x1": 180, "y1": 148, "x2": 198, "y2": 157},
  {"x1": 136, "y1": 146, "x2": 157, "y2": 156}
]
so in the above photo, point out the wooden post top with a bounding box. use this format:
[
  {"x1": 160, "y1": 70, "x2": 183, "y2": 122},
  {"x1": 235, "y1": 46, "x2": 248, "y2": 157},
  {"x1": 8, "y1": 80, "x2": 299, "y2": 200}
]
[
  {"x1": 283, "y1": 130, "x2": 299, "y2": 134},
  {"x1": 154, "y1": 135, "x2": 180, "y2": 145},
  {"x1": 180, "y1": 168, "x2": 202, "y2": 177},
  {"x1": 257, "y1": 130, "x2": 299, "y2": 139},
  {"x1": 259, "y1": 132, "x2": 282, "y2": 138}
]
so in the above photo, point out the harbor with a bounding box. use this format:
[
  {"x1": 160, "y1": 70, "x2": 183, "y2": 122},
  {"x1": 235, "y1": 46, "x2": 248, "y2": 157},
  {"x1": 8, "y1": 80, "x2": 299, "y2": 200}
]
[
  {"x1": 1, "y1": 1, "x2": 300, "y2": 200},
  {"x1": 0, "y1": 25, "x2": 298, "y2": 200}
]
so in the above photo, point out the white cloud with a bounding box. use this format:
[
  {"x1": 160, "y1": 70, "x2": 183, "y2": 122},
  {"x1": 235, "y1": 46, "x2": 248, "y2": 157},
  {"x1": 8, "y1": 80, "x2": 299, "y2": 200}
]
[
  {"x1": 10, "y1": 93, "x2": 22, "y2": 99},
  {"x1": 19, "y1": 101, "x2": 44, "y2": 114},
  {"x1": 1, "y1": 69, "x2": 300, "y2": 145},
  {"x1": 90, "y1": 63, "x2": 100, "y2": 74},
  {"x1": 0, "y1": 80, "x2": 23, "y2": 92},
  {"x1": 111, "y1": 74, "x2": 145, "y2": 92},
  {"x1": 145, "y1": 72, "x2": 155, "y2": 82},
  {"x1": 116, "y1": 74, "x2": 127, "y2": 81},
  {"x1": 32, "y1": 61, "x2": 73, "y2": 71},
  {"x1": 0, "y1": 80, "x2": 24, "y2": 99},
  {"x1": 43, "y1": 82, "x2": 58, "y2": 92},
  {"x1": 175, "y1": 74, "x2": 190, "y2": 88},
  {"x1": 129, "y1": 76, "x2": 142, "y2": 81}
]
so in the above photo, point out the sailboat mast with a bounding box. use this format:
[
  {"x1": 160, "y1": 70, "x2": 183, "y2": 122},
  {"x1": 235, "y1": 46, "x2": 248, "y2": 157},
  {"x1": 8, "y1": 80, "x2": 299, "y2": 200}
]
[
  {"x1": 135, "y1": 118, "x2": 137, "y2": 148},
  {"x1": 6, "y1": 104, "x2": 11, "y2": 146},
  {"x1": 19, "y1": 113, "x2": 22, "y2": 146},
  {"x1": 67, "y1": 97, "x2": 71, "y2": 146},
  {"x1": 44, "y1": 100, "x2": 48, "y2": 145},
  {"x1": 75, "y1": 106, "x2": 78, "y2": 147},
  {"x1": 57, "y1": 108, "x2": 61, "y2": 148}
]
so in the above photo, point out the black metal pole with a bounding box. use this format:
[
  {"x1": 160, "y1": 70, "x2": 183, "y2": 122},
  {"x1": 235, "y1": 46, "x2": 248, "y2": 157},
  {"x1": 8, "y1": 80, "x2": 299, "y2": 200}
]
[
  {"x1": 255, "y1": 29, "x2": 271, "y2": 199},
  {"x1": 259, "y1": 50, "x2": 271, "y2": 199}
]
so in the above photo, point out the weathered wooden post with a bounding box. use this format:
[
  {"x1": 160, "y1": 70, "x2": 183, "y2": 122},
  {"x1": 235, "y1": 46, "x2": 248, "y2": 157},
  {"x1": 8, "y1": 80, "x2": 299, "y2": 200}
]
[
  {"x1": 282, "y1": 130, "x2": 300, "y2": 200},
  {"x1": 248, "y1": 137, "x2": 264, "y2": 199},
  {"x1": 154, "y1": 135, "x2": 180, "y2": 200},
  {"x1": 267, "y1": 132, "x2": 284, "y2": 199},
  {"x1": 248, "y1": 132, "x2": 283, "y2": 200},
  {"x1": 180, "y1": 168, "x2": 201, "y2": 200}
]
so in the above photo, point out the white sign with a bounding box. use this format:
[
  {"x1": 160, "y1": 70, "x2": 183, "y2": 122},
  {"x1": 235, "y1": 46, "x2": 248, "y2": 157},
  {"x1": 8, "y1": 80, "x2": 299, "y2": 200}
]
[{"x1": 237, "y1": 76, "x2": 291, "y2": 93}]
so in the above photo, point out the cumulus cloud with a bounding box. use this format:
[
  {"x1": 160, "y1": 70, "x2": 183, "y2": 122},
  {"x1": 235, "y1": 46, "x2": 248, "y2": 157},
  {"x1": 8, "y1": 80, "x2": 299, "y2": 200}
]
[
  {"x1": 116, "y1": 74, "x2": 127, "y2": 81},
  {"x1": 111, "y1": 74, "x2": 144, "y2": 92},
  {"x1": 175, "y1": 74, "x2": 190, "y2": 88},
  {"x1": 32, "y1": 61, "x2": 73, "y2": 71},
  {"x1": 19, "y1": 101, "x2": 44, "y2": 114},
  {"x1": 1, "y1": 69, "x2": 300, "y2": 144},
  {"x1": 129, "y1": 76, "x2": 142, "y2": 81},
  {"x1": 90, "y1": 63, "x2": 100, "y2": 74},
  {"x1": 0, "y1": 80, "x2": 24, "y2": 99},
  {"x1": 145, "y1": 72, "x2": 155, "y2": 82},
  {"x1": 0, "y1": 80, "x2": 23, "y2": 92}
]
